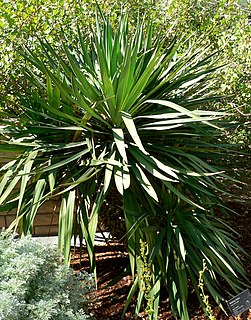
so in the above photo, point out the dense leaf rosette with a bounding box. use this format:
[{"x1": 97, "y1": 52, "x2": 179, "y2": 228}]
[{"x1": 0, "y1": 12, "x2": 247, "y2": 320}]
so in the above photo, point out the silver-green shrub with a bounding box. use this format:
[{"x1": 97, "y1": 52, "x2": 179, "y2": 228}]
[{"x1": 0, "y1": 235, "x2": 94, "y2": 320}]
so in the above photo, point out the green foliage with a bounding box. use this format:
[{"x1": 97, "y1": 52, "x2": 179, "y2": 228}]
[
  {"x1": 1, "y1": 0, "x2": 250, "y2": 148},
  {"x1": 0, "y1": 0, "x2": 155, "y2": 110},
  {"x1": 138, "y1": 239, "x2": 155, "y2": 319},
  {"x1": 162, "y1": 0, "x2": 251, "y2": 146},
  {"x1": 0, "y1": 12, "x2": 247, "y2": 320},
  {"x1": 0, "y1": 235, "x2": 94, "y2": 320},
  {"x1": 198, "y1": 259, "x2": 216, "y2": 320}
]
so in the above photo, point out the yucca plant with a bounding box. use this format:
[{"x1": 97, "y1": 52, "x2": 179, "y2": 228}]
[{"x1": 0, "y1": 11, "x2": 247, "y2": 319}]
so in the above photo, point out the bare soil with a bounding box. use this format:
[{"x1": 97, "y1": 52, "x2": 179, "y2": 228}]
[{"x1": 71, "y1": 177, "x2": 251, "y2": 320}]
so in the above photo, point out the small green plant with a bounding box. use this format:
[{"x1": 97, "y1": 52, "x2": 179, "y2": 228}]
[
  {"x1": 0, "y1": 234, "x2": 94, "y2": 320},
  {"x1": 138, "y1": 239, "x2": 154, "y2": 319},
  {"x1": 198, "y1": 259, "x2": 216, "y2": 320}
]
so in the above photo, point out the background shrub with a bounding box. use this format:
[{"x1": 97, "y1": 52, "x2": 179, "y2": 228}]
[
  {"x1": 1, "y1": 0, "x2": 250, "y2": 146},
  {"x1": 0, "y1": 235, "x2": 94, "y2": 320},
  {"x1": 163, "y1": 0, "x2": 251, "y2": 147},
  {"x1": 0, "y1": 0, "x2": 153, "y2": 111}
]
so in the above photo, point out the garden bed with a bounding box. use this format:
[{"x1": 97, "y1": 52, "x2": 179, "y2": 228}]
[{"x1": 71, "y1": 200, "x2": 251, "y2": 320}]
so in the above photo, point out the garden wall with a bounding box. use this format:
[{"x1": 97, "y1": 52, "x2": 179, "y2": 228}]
[{"x1": 0, "y1": 153, "x2": 59, "y2": 236}]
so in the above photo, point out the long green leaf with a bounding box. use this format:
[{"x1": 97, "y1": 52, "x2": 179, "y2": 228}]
[{"x1": 58, "y1": 190, "x2": 75, "y2": 265}]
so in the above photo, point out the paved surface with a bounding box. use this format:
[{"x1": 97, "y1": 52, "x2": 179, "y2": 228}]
[{"x1": 32, "y1": 232, "x2": 112, "y2": 246}]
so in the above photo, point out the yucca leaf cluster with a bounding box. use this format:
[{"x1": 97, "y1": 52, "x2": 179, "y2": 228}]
[{"x1": 0, "y1": 12, "x2": 247, "y2": 319}]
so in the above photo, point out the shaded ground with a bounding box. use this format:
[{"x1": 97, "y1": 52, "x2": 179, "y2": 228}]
[{"x1": 71, "y1": 175, "x2": 251, "y2": 320}]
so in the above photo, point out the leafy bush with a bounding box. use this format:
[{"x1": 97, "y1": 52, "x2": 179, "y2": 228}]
[
  {"x1": 0, "y1": 0, "x2": 155, "y2": 110},
  {"x1": 0, "y1": 11, "x2": 247, "y2": 320},
  {"x1": 1, "y1": 0, "x2": 250, "y2": 148},
  {"x1": 163, "y1": 0, "x2": 251, "y2": 147},
  {"x1": 0, "y1": 235, "x2": 94, "y2": 320}
]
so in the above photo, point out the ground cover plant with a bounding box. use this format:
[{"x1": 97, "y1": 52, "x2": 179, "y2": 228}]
[
  {"x1": 0, "y1": 10, "x2": 248, "y2": 320},
  {"x1": 0, "y1": 235, "x2": 94, "y2": 320}
]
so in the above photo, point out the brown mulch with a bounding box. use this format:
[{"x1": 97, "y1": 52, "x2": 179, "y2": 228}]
[{"x1": 71, "y1": 198, "x2": 251, "y2": 320}]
